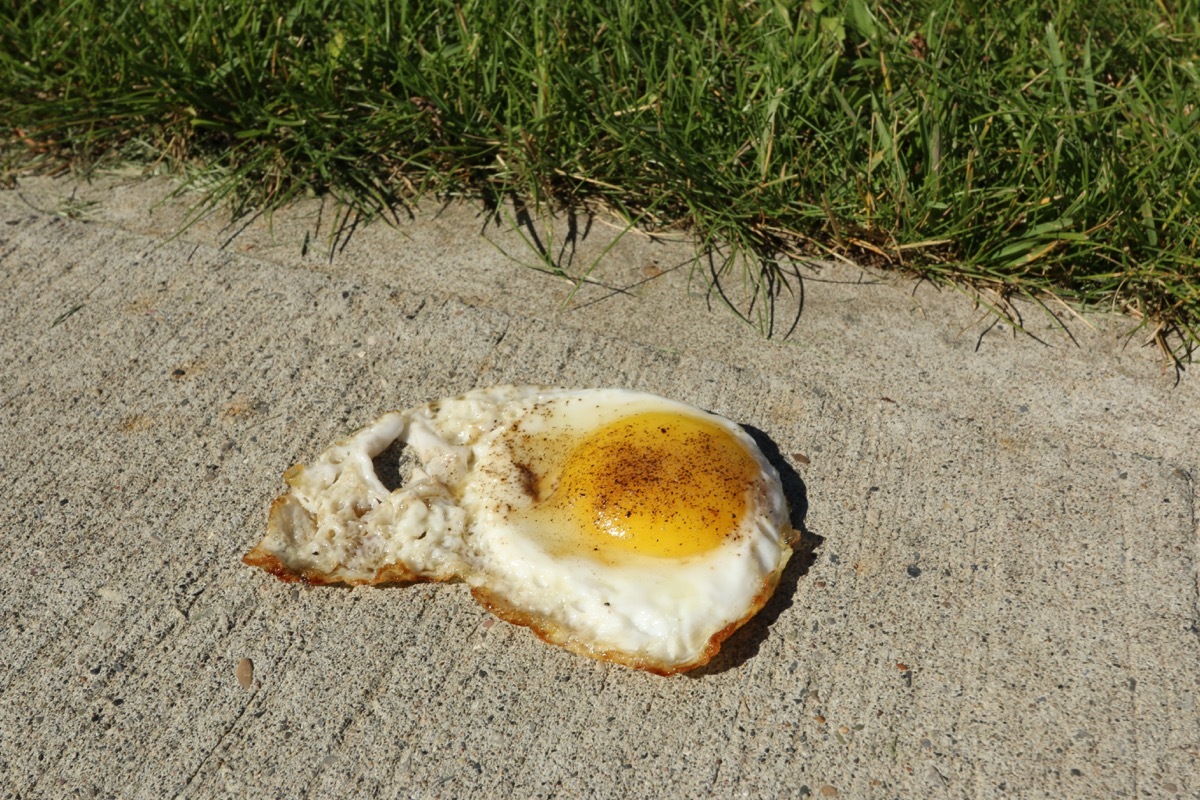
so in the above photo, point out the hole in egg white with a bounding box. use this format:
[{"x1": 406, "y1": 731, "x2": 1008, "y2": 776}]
[{"x1": 370, "y1": 435, "x2": 418, "y2": 494}]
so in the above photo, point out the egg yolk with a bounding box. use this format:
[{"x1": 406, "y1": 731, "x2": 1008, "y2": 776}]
[{"x1": 551, "y1": 412, "x2": 758, "y2": 558}]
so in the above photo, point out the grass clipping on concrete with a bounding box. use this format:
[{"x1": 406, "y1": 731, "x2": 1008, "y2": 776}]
[{"x1": 2, "y1": 0, "x2": 1198, "y2": 358}]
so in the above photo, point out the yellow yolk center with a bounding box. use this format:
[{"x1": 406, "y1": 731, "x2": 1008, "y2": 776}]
[{"x1": 551, "y1": 412, "x2": 758, "y2": 558}]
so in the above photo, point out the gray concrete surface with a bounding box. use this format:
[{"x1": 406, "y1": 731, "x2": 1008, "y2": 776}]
[{"x1": 1, "y1": 174, "x2": 1197, "y2": 799}]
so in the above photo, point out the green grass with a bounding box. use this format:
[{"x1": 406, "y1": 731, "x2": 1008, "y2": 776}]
[{"x1": 3, "y1": 0, "x2": 1199, "y2": 360}]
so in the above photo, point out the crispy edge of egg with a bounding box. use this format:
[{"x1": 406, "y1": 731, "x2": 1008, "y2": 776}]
[
  {"x1": 469, "y1": 543, "x2": 793, "y2": 675},
  {"x1": 242, "y1": 387, "x2": 548, "y2": 586},
  {"x1": 241, "y1": 499, "x2": 425, "y2": 586}
]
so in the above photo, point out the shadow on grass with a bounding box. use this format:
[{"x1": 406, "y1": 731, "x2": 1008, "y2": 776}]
[{"x1": 688, "y1": 423, "x2": 823, "y2": 678}]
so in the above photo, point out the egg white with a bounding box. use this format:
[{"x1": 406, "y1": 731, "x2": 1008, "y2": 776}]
[{"x1": 243, "y1": 385, "x2": 795, "y2": 673}]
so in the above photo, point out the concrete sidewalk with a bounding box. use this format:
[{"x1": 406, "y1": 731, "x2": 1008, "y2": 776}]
[{"x1": 1, "y1": 175, "x2": 1197, "y2": 799}]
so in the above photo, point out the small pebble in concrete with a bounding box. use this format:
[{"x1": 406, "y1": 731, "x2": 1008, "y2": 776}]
[
  {"x1": 907, "y1": 564, "x2": 922, "y2": 578},
  {"x1": 236, "y1": 657, "x2": 254, "y2": 689},
  {"x1": 819, "y1": 786, "x2": 838, "y2": 797}
]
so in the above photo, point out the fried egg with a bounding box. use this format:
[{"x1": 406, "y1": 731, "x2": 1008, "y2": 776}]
[{"x1": 243, "y1": 386, "x2": 797, "y2": 674}]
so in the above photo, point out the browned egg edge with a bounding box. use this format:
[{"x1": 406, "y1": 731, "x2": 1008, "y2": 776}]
[
  {"x1": 469, "y1": 538, "x2": 794, "y2": 676},
  {"x1": 244, "y1": 471, "x2": 801, "y2": 675},
  {"x1": 242, "y1": 492, "x2": 440, "y2": 587},
  {"x1": 241, "y1": 543, "x2": 430, "y2": 586}
]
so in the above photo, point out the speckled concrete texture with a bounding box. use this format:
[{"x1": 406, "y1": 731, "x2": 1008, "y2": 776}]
[{"x1": 1, "y1": 176, "x2": 1197, "y2": 799}]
